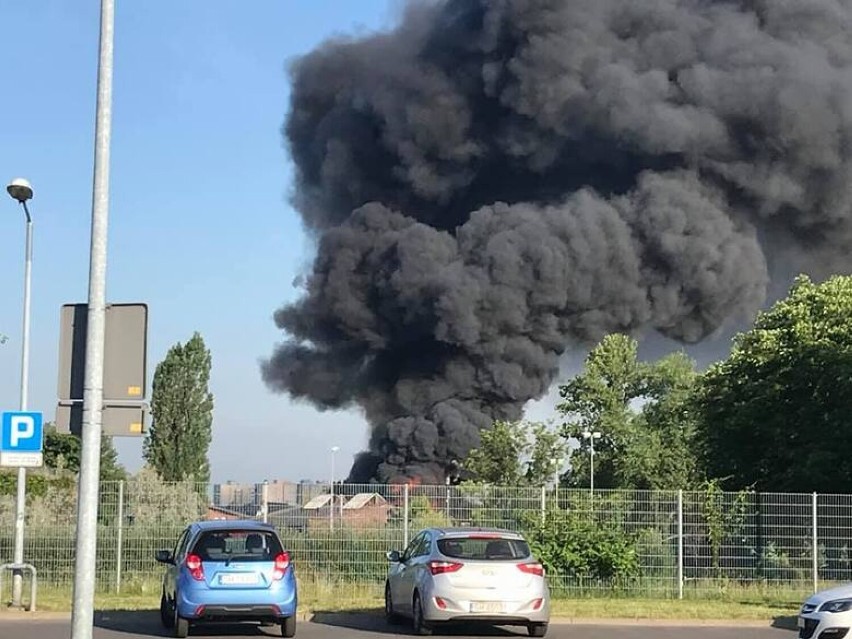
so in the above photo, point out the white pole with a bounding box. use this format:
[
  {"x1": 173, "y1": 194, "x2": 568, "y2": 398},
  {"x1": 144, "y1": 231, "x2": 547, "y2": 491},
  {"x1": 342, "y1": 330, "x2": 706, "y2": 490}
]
[
  {"x1": 11, "y1": 206, "x2": 32, "y2": 608},
  {"x1": 403, "y1": 484, "x2": 409, "y2": 548},
  {"x1": 71, "y1": 0, "x2": 114, "y2": 636},
  {"x1": 330, "y1": 446, "x2": 338, "y2": 531},
  {"x1": 115, "y1": 480, "x2": 124, "y2": 593},
  {"x1": 677, "y1": 489, "x2": 684, "y2": 600},
  {"x1": 589, "y1": 436, "x2": 595, "y2": 495},
  {"x1": 813, "y1": 492, "x2": 819, "y2": 593}
]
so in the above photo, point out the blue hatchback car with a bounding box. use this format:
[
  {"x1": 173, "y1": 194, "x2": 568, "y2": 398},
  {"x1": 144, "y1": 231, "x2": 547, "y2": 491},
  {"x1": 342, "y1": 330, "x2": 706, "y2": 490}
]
[{"x1": 156, "y1": 520, "x2": 298, "y2": 637}]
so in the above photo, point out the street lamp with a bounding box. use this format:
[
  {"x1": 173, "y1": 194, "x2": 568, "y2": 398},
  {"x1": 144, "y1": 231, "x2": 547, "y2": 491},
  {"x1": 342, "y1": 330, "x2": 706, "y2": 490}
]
[
  {"x1": 6, "y1": 177, "x2": 34, "y2": 609},
  {"x1": 582, "y1": 430, "x2": 602, "y2": 495},
  {"x1": 330, "y1": 446, "x2": 339, "y2": 531}
]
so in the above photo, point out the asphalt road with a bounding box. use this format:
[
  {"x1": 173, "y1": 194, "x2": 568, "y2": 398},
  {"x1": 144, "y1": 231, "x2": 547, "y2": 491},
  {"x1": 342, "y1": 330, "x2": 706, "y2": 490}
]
[{"x1": 0, "y1": 612, "x2": 797, "y2": 639}]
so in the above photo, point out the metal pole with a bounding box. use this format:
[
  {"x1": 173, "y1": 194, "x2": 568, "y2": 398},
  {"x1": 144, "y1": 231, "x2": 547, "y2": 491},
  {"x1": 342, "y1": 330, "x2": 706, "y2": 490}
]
[
  {"x1": 677, "y1": 489, "x2": 684, "y2": 600},
  {"x1": 589, "y1": 436, "x2": 595, "y2": 495},
  {"x1": 403, "y1": 484, "x2": 409, "y2": 548},
  {"x1": 540, "y1": 485, "x2": 546, "y2": 524},
  {"x1": 813, "y1": 492, "x2": 819, "y2": 593},
  {"x1": 71, "y1": 0, "x2": 114, "y2": 636},
  {"x1": 11, "y1": 206, "x2": 32, "y2": 608},
  {"x1": 261, "y1": 480, "x2": 269, "y2": 524},
  {"x1": 330, "y1": 450, "x2": 335, "y2": 532},
  {"x1": 115, "y1": 481, "x2": 124, "y2": 594}
]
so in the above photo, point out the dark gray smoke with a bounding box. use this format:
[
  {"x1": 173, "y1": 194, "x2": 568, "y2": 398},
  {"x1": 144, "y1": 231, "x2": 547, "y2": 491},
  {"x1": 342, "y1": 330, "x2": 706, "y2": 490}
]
[{"x1": 262, "y1": 0, "x2": 852, "y2": 484}]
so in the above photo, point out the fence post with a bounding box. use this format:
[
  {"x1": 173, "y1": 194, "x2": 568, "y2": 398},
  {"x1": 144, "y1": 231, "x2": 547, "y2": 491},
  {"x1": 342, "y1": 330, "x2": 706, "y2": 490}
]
[
  {"x1": 813, "y1": 492, "x2": 818, "y2": 593},
  {"x1": 403, "y1": 484, "x2": 409, "y2": 548},
  {"x1": 677, "y1": 489, "x2": 683, "y2": 600},
  {"x1": 115, "y1": 480, "x2": 124, "y2": 594},
  {"x1": 261, "y1": 480, "x2": 269, "y2": 524},
  {"x1": 540, "y1": 485, "x2": 546, "y2": 524}
]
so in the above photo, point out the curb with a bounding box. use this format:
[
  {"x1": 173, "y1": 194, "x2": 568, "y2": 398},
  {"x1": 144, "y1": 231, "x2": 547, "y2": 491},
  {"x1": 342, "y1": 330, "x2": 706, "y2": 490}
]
[
  {"x1": 0, "y1": 609, "x2": 785, "y2": 629},
  {"x1": 303, "y1": 610, "x2": 781, "y2": 628},
  {"x1": 0, "y1": 611, "x2": 71, "y2": 621},
  {"x1": 546, "y1": 618, "x2": 778, "y2": 627}
]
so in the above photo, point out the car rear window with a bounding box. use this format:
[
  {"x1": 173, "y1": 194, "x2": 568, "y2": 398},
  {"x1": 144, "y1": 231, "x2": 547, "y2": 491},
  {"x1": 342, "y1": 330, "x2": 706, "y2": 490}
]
[
  {"x1": 191, "y1": 529, "x2": 284, "y2": 562},
  {"x1": 437, "y1": 536, "x2": 531, "y2": 560}
]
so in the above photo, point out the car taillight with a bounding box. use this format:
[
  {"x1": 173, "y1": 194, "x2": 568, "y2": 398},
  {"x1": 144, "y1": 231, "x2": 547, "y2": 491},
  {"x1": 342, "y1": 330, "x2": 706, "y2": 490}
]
[
  {"x1": 273, "y1": 552, "x2": 291, "y2": 580},
  {"x1": 428, "y1": 561, "x2": 463, "y2": 575},
  {"x1": 518, "y1": 562, "x2": 544, "y2": 577},
  {"x1": 185, "y1": 553, "x2": 204, "y2": 581}
]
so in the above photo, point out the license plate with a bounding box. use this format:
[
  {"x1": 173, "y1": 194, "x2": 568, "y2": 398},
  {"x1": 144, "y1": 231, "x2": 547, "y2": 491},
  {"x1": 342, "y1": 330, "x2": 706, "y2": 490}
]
[
  {"x1": 797, "y1": 617, "x2": 805, "y2": 628},
  {"x1": 470, "y1": 601, "x2": 504, "y2": 613},
  {"x1": 220, "y1": 573, "x2": 258, "y2": 585}
]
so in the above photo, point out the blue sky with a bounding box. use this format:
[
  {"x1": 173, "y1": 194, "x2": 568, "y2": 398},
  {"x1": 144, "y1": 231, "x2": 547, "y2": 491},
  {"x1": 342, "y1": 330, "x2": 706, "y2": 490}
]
[{"x1": 0, "y1": 0, "x2": 427, "y2": 484}]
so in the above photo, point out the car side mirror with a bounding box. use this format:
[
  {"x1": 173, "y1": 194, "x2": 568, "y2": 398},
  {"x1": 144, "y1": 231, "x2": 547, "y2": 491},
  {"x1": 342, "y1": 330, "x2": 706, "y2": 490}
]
[
  {"x1": 155, "y1": 550, "x2": 174, "y2": 564},
  {"x1": 386, "y1": 550, "x2": 401, "y2": 563}
]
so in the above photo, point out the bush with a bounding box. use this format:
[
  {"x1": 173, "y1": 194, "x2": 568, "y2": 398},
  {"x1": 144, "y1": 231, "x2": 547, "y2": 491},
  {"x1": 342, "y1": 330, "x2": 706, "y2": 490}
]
[{"x1": 520, "y1": 507, "x2": 641, "y2": 586}]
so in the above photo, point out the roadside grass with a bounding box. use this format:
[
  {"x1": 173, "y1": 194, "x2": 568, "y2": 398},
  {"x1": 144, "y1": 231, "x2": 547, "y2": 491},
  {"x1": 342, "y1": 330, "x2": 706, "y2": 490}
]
[{"x1": 3, "y1": 577, "x2": 806, "y2": 621}]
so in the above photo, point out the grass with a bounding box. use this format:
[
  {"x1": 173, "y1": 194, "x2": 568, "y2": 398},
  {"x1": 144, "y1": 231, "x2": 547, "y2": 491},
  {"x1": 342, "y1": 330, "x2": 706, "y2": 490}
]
[{"x1": 2, "y1": 577, "x2": 805, "y2": 622}]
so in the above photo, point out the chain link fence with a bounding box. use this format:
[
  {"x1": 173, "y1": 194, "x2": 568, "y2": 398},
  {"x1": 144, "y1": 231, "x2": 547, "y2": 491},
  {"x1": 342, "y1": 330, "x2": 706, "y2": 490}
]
[{"x1": 1, "y1": 476, "x2": 845, "y2": 599}]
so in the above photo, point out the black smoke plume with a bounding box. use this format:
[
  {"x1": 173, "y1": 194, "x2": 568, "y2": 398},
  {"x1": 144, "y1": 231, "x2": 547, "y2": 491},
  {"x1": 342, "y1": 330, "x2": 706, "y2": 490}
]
[{"x1": 263, "y1": 0, "x2": 852, "y2": 484}]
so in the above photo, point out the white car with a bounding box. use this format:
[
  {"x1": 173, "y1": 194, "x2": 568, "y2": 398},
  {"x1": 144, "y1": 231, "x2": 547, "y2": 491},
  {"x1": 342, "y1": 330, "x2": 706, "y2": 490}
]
[
  {"x1": 384, "y1": 526, "x2": 551, "y2": 636},
  {"x1": 798, "y1": 582, "x2": 852, "y2": 639}
]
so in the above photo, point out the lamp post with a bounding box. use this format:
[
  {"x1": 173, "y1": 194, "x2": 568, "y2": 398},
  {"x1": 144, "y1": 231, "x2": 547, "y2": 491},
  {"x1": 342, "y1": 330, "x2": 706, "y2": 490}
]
[
  {"x1": 330, "y1": 446, "x2": 339, "y2": 531},
  {"x1": 582, "y1": 430, "x2": 602, "y2": 495},
  {"x1": 6, "y1": 177, "x2": 34, "y2": 609}
]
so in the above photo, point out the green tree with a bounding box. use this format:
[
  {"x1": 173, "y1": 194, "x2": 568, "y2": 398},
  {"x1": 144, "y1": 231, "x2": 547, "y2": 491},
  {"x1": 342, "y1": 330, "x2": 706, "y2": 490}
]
[
  {"x1": 695, "y1": 274, "x2": 852, "y2": 492},
  {"x1": 524, "y1": 422, "x2": 568, "y2": 486},
  {"x1": 462, "y1": 420, "x2": 527, "y2": 484},
  {"x1": 618, "y1": 351, "x2": 702, "y2": 489},
  {"x1": 558, "y1": 334, "x2": 701, "y2": 489},
  {"x1": 558, "y1": 334, "x2": 644, "y2": 489},
  {"x1": 462, "y1": 420, "x2": 568, "y2": 486},
  {"x1": 42, "y1": 422, "x2": 126, "y2": 481},
  {"x1": 143, "y1": 332, "x2": 214, "y2": 483}
]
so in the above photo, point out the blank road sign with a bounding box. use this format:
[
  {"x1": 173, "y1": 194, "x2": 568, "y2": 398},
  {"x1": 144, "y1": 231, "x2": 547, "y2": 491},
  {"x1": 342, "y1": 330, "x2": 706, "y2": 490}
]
[
  {"x1": 57, "y1": 303, "x2": 148, "y2": 402},
  {"x1": 0, "y1": 411, "x2": 44, "y2": 468},
  {"x1": 55, "y1": 402, "x2": 148, "y2": 437}
]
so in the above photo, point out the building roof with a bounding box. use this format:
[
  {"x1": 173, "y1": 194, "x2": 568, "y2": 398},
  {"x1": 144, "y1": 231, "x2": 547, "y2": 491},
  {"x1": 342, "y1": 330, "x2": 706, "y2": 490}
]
[
  {"x1": 342, "y1": 492, "x2": 388, "y2": 510},
  {"x1": 191, "y1": 519, "x2": 275, "y2": 532},
  {"x1": 303, "y1": 494, "x2": 334, "y2": 509}
]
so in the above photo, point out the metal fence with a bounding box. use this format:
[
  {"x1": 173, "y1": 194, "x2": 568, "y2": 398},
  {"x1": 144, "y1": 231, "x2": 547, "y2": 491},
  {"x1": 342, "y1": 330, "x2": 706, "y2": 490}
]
[{"x1": 2, "y1": 478, "x2": 850, "y2": 599}]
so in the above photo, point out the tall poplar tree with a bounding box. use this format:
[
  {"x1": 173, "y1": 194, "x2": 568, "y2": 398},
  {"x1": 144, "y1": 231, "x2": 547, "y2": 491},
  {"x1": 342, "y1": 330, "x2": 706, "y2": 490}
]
[{"x1": 143, "y1": 332, "x2": 214, "y2": 484}]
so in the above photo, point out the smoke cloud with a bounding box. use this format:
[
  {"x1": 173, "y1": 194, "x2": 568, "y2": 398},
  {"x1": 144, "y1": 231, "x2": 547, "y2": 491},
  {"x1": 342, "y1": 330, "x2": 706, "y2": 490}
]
[{"x1": 262, "y1": 0, "x2": 852, "y2": 483}]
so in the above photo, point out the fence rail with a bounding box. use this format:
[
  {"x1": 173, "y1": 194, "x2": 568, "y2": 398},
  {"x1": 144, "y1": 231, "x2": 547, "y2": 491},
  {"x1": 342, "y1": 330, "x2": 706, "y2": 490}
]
[{"x1": 1, "y1": 478, "x2": 848, "y2": 599}]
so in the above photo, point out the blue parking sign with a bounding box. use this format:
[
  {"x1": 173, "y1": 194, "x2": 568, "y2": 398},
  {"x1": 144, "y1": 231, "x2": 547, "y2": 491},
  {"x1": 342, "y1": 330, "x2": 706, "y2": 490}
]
[{"x1": 0, "y1": 411, "x2": 44, "y2": 467}]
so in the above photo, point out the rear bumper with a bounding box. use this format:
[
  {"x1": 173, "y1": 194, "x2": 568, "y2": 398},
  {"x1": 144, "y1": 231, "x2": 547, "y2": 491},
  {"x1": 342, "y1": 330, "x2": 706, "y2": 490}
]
[
  {"x1": 193, "y1": 604, "x2": 287, "y2": 622},
  {"x1": 176, "y1": 584, "x2": 297, "y2": 620},
  {"x1": 429, "y1": 614, "x2": 548, "y2": 626},
  {"x1": 420, "y1": 584, "x2": 550, "y2": 624}
]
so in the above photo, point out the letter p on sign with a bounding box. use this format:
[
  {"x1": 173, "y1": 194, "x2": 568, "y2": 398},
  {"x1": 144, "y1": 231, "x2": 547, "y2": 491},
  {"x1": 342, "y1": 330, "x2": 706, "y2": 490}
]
[{"x1": 11, "y1": 416, "x2": 34, "y2": 447}]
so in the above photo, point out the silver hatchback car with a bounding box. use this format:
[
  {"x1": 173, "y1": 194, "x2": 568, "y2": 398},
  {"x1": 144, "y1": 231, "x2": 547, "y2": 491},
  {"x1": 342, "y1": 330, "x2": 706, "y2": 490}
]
[{"x1": 384, "y1": 527, "x2": 551, "y2": 636}]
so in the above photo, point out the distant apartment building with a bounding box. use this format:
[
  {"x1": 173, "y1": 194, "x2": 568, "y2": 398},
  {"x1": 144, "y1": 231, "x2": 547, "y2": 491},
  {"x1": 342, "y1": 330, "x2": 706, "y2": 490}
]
[{"x1": 212, "y1": 479, "x2": 324, "y2": 508}]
